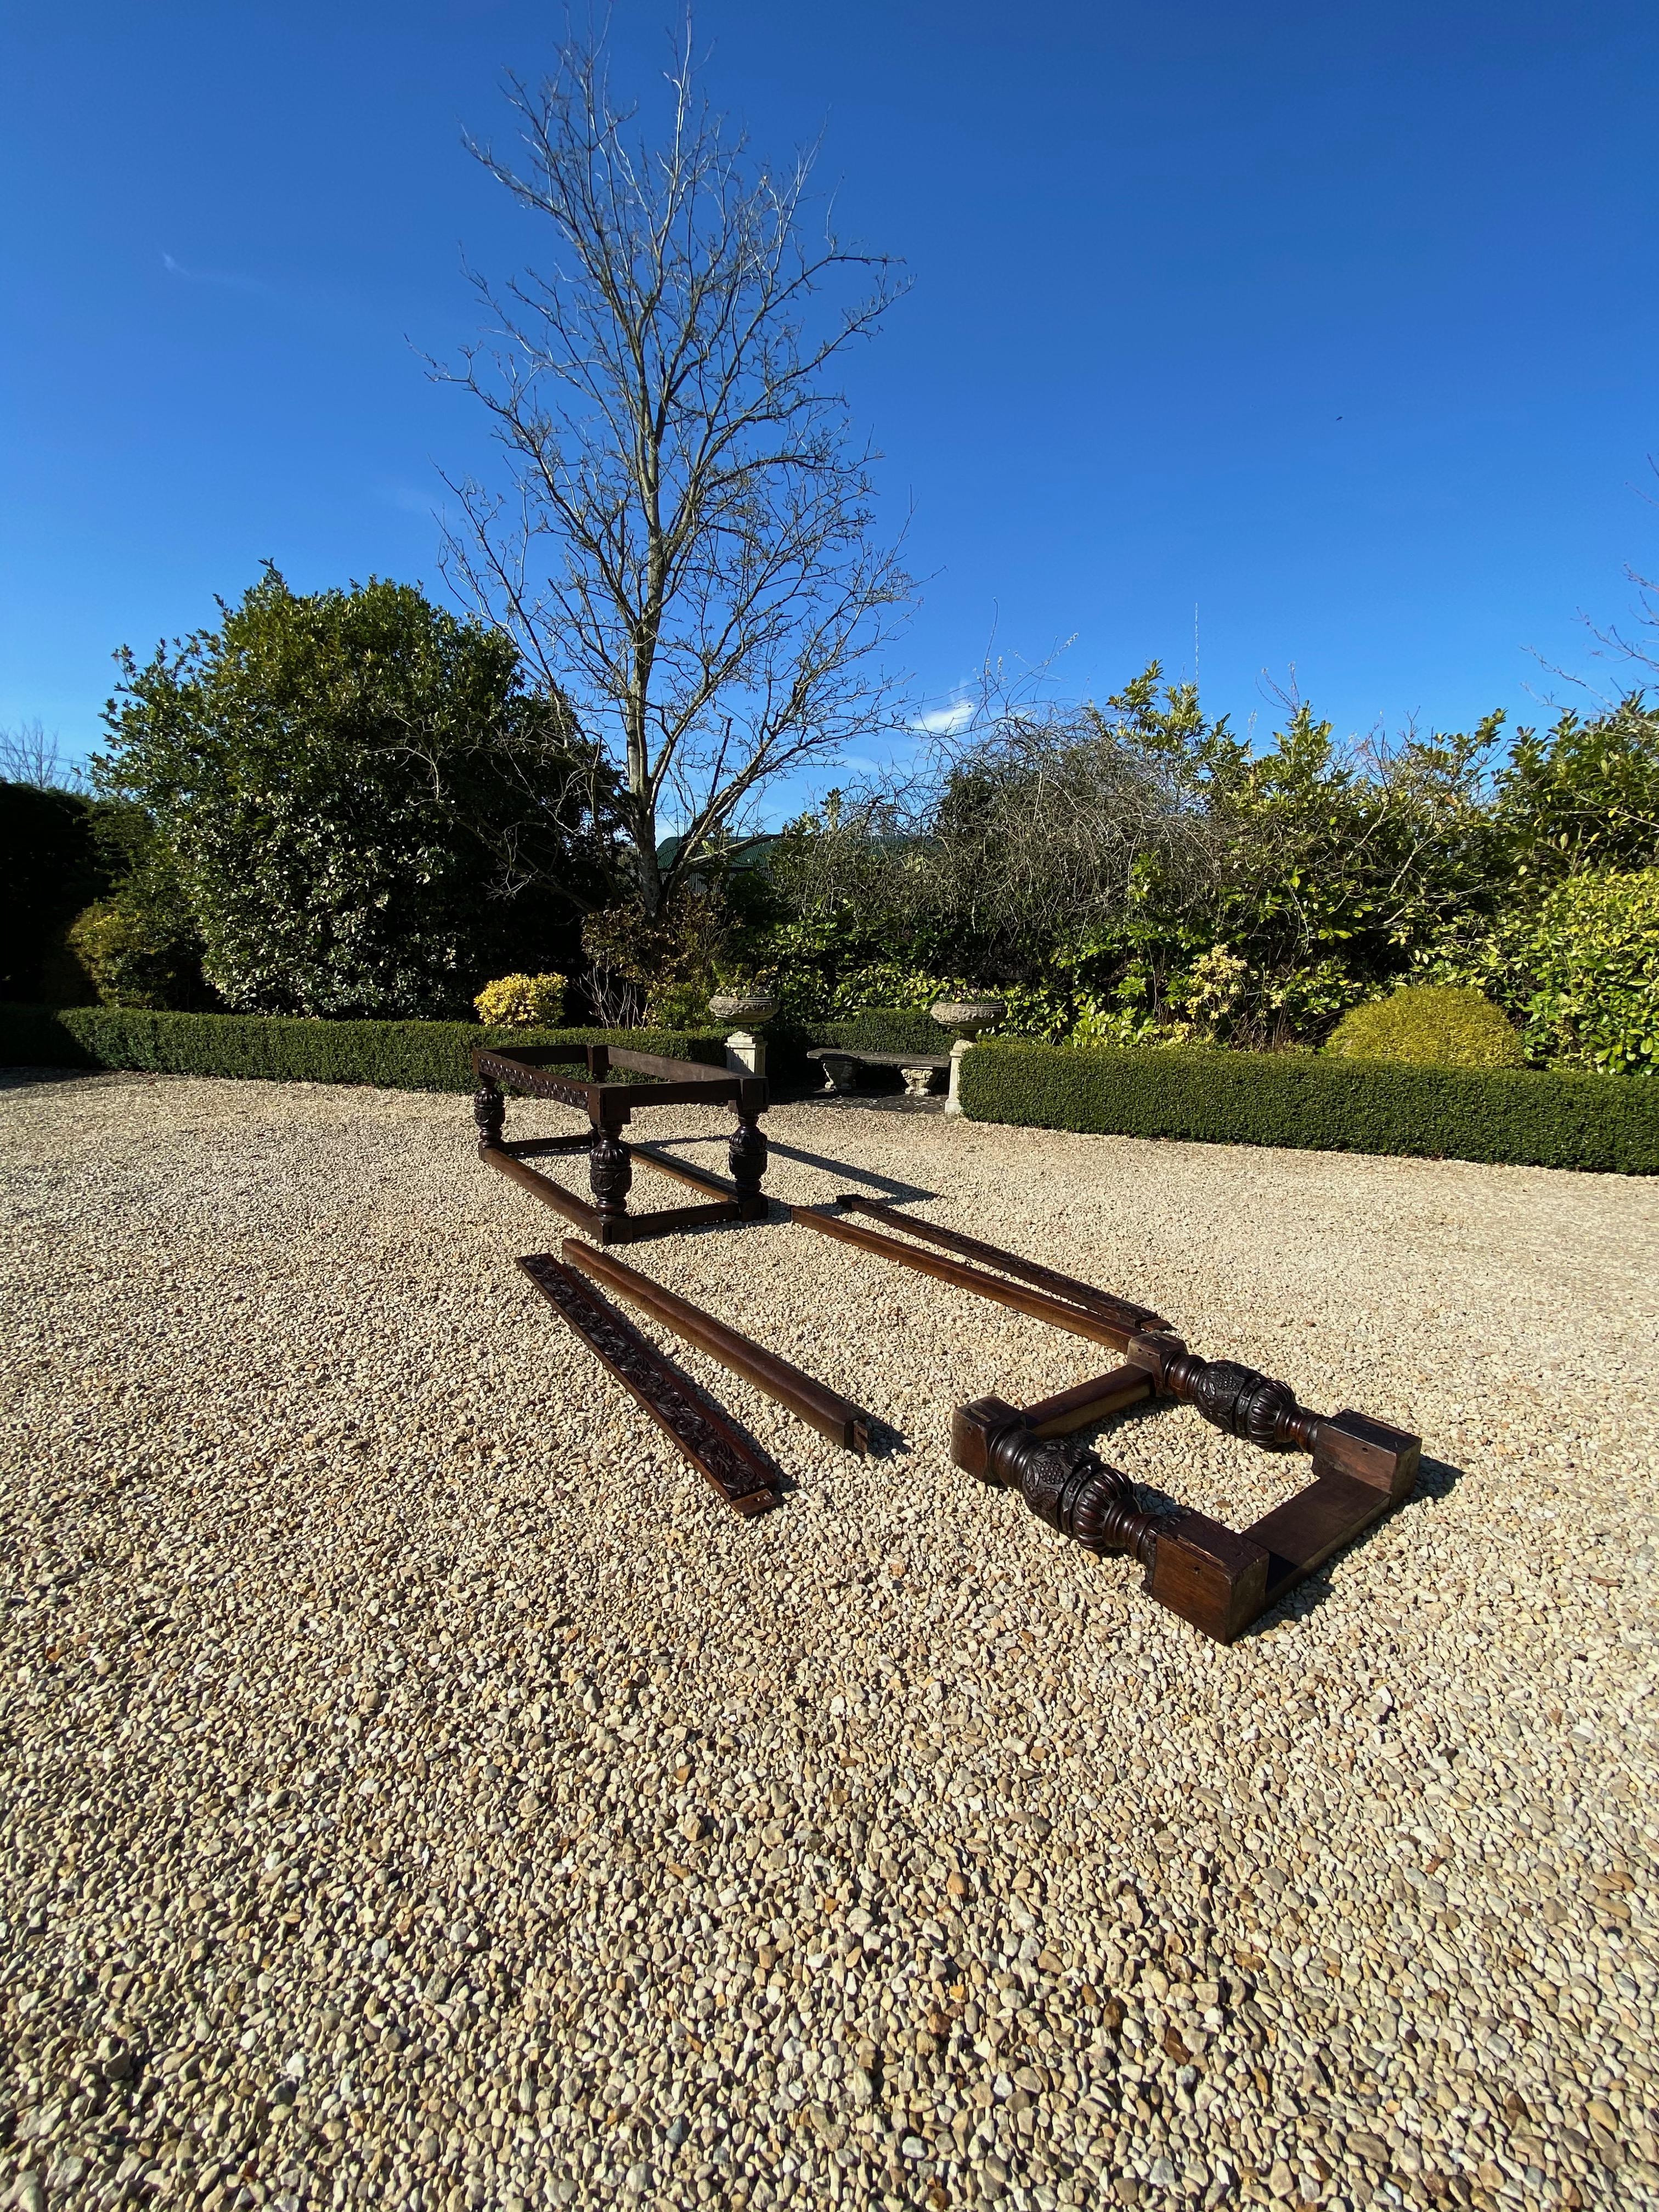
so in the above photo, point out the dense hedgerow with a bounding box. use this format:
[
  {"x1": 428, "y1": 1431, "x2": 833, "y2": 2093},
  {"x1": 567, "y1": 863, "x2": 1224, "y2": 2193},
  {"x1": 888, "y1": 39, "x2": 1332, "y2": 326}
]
[
  {"x1": 958, "y1": 1039, "x2": 1659, "y2": 1174},
  {"x1": 809, "y1": 1008, "x2": 958, "y2": 1057},
  {"x1": 0, "y1": 1006, "x2": 725, "y2": 1092}
]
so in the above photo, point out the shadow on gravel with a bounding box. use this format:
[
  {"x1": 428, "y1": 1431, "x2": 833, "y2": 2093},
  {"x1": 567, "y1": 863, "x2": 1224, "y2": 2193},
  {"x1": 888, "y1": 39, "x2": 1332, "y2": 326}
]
[
  {"x1": 1240, "y1": 1452, "x2": 1468, "y2": 1640},
  {"x1": 758, "y1": 1138, "x2": 937, "y2": 1203},
  {"x1": 0, "y1": 1063, "x2": 103, "y2": 1092},
  {"x1": 639, "y1": 1128, "x2": 937, "y2": 1204}
]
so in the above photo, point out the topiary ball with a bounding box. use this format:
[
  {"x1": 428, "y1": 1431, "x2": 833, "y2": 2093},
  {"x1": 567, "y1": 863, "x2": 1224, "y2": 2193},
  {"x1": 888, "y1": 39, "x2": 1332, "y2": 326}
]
[{"x1": 1325, "y1": 985, "x2": 1526, "y2": 1070}]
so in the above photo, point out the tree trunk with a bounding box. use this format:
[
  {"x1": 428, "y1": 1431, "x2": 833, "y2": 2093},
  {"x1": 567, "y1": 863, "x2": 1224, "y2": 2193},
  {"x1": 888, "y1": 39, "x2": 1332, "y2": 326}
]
[{"x1": 634, "y1": 803, "x2": 664, "y2": 917}]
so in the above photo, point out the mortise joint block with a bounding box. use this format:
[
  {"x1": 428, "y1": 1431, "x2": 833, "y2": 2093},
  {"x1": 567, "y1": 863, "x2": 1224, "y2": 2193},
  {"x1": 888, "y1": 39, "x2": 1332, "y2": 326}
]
[
  {"x1": 1144, "y1": 1512, "x2": 1271, "y2": 1646},
  {"x1": 951, "y1": 1395, "x2": 1025, "y2": 1484},
  {"x1": 1311, "y1": 1409, "x2": 1420, "y2": 1500}
]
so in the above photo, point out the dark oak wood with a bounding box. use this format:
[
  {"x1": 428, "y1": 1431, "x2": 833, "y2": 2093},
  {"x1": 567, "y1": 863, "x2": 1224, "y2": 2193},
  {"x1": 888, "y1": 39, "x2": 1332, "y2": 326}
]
[
  {"x1": 484, "y1": 1144, "x2": 606, "y2": 1236},
  {"x1": 1020, "y1": 1365, "x2": 1153, "y2": 1438},
  {"x1": 475, "y1": 1050, "x2": 603, "y2": 1114},
  {"x1": 912, "y1": 1229, "x2": 1425, "y2": 1643},
  {"x1": 1311, "y1": 1409, "x2": 1421, "y2": 1499},
  {"x1": 1146, "y1": 1514, "x2": 1272, "y2": 1645},
  {"x1": 602, "y1": 1199, "x2": 747, "y2": 1242},
  {"x1": 791, "y1": 1203, "x2": 1140, "y2": 1349},
  {"x1": 627, "y1": 1143, "x2": 737, "y2": 1200},
  {"x1": 605, "y1": 1045, "x2": 725, "y2": 1083},
  {"x1": 482, "y1": 1144, "x2": 745, "y2": 1244},
  {"x1": 952, "y1": 1395, "x2": 1164, "y2": 1556},
  {"x1": 1245, "y1": 1470, "x2": 1397, "y2": 1606},
  {"x1": 473, "y1": 1044, "x2": 770, "y2": 1242},
  {"x1": 565, "y1": 1241, "x2": 871, "y2": 1454},
  {"x1": 1125, "y1": 1331, "x2": 1324, "y2": 1451},
  {"x1": 516, "y1": 1254, "x2": 777, "y2": 1517},
  {"x1": 833, "y1": 1196, "x2": 1167, "y2": 1335}
]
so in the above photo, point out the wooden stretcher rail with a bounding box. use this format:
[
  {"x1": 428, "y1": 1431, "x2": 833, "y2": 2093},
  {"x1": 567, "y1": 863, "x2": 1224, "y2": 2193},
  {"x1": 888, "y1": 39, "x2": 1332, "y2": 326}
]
[
  {"x1": 1020, "y1": 1364, "x2": 1153, "y2": 1437},
  {"x1": 517, "y1": 1254, "x2": 777, "y2": 1517},
  {"x1": 483, "y1": 1144, "x2": 746, "y2": 1243},
  {"x1": 564, "y1": 1242, "x2": 870, "y2": 1454},
  {"x1": 486, "y1": 1143, "x2": 606, "y2": 1235},
  {"x1": 628, "y1": 1143, "x2": 742, "y2": 1203},
  {"x1": 833, "y1": 1196, "x2": 1167, "y2": 1335},
  {"x1": 790, "y1": 1203, "x2": 1138, "y2": 1350}
]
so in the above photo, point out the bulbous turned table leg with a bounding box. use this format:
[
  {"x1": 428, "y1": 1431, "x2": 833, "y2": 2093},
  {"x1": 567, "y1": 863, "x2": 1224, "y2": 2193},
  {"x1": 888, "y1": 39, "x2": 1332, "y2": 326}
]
[
  {"x1": 952, "y1": 1396, "x2": 1163, "y2": 1561},
  {"x1": 1126, "y1": 1334, "x2": 1323, "y2": 1451},
  {"x1": 589, "y1": 1128, "x2": 633, "y2": 1228},
  {"x1": 473, "y1": 1080, "x2": 506, "y2": 1151},
  {"x1": 729, "y1": 1110, "x2": 768, "y2": 1208}
]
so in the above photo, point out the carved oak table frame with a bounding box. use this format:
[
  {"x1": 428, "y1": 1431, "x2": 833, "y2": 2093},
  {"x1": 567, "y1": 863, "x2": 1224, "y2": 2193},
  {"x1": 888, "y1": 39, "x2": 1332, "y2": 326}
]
[
  {"x1": 792, "y1": 1196, "x2": 1421, "y2": 1644},
  {"x1": 473, "y1": 1043, "x2": 768, "y2": 1246}
]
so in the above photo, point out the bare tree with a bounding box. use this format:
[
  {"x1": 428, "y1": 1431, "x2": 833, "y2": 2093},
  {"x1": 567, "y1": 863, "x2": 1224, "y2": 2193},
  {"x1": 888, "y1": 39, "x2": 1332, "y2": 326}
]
[
  {"x1": 439, "y1": 25, "x2": 911, "y2": 918},
  {"x1": 776, "y1": 664, "x2": 1219, "y2": 972},
  {"x1": 1, "y1": 717, "x2": 86, "y2": 792}
]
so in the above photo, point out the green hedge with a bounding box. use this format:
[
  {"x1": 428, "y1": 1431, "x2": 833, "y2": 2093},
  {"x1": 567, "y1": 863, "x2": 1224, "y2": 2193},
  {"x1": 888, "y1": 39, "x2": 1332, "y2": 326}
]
[
  {"x1": 0, "y1": 1005, "x2": 727, "y2": 1093},
  {"x1": 959, "y1": 1039, "x2": 1659, "y2": 1174},
  {"x1": 809, "y1": 1008, "x2": 960, "y2": 1057}
]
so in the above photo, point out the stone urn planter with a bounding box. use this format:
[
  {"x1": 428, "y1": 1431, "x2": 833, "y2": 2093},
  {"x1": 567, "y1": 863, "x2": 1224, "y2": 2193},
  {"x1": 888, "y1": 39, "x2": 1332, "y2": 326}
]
[
  {"x1": 931, "y1": 998, "x2": 1006, "y2": 1116},
  {"x1": 708, "y1": 994, "x2": 779, "y2": 1029},
  {"x1": 710, "y1": 995, "x2": 779, "y2": 1080},
  {"x1": 930, "y1": 998, "x2": 1006, "y2": 1039}
]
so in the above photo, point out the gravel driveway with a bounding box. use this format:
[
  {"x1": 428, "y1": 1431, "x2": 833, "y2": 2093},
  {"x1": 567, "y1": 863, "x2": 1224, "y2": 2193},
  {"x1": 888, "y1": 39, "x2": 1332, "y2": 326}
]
[{"x1": 2, "y1": 1070, "x2": 1655, "y2": 2212}]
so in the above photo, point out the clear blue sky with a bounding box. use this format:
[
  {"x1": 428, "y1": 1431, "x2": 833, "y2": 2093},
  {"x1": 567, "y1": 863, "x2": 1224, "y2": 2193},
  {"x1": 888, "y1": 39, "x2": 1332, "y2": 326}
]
[{"x1": 4, "y1": 1, "x2": 1657, "y2": 793}]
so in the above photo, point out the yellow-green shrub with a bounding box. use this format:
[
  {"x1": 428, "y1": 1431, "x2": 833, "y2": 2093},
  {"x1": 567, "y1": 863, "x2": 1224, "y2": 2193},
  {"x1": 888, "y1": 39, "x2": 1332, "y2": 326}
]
[
  {"x1": 472, "y1": 972, "x2": 567, "y2": 1029},
  {"x1": 1515, "y1": 868, "x2": 1659, "y2": 1076},
  {"x1": 1325, "y1": 985, "x2": 1525, "y2": 1070}
]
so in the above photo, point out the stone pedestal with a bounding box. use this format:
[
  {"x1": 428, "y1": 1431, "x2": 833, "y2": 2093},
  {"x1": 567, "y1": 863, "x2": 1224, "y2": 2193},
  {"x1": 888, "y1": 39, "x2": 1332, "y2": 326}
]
[
  {"x1": 945, "y1": 1037, "x2": 974, "y2": 1118},
  {"x1": 900, "y1": 1065, "x2": 939, "y2": 1098},
  {"x1": 724, "y1": 1029, "x2": 766, "y2": 1080}
]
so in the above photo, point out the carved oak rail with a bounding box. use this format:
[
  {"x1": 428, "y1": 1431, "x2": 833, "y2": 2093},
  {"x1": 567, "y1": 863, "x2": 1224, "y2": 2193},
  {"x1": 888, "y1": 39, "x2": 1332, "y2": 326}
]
[
  {"x1": 516, "y1": 1254, "x2": 778, "y2": 1516},
  {"x1": 474, "y1": 1043, "x2": 768, "y2": 1246},
  {"x1": 792, "y1": 1197, "x2": 1420, "y2": 1643}
]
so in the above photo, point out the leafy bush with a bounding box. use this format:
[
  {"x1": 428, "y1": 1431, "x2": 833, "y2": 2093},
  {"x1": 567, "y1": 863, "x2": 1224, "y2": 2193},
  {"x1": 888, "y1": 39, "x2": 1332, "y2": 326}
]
[
  {"x1": 646, "y1": 979, "x2": 720, "y2": 1029},
  {"x1": 1492, "y1": 697, "x2": 1659, "y2": 884},
  {"x1": 958, "y1": 1038, "x2": 1659, "y2": 1173},
  {"x1": 764, "y1": 667, "x2": 1509, "y2": 1047},
  {"x1": 580, "y1": 888, "x2": 732, "y2": 1027},
  {"x1": 1514, "y1": 868, "x2": 1659, "y2": 1075},
  {"x1": 98, "y1": 567, "x2": 610, "y2": 1019},
  {"x1": 0, "y1": 1006, "x2": 724, "y2": 1092},
  {"x1": 472, "y1": 972, "x2": 568, "y2": 1029},
  {"x1": 1325, "y1": 985, "x2": 1525, "y2": 1070},
  {"x1": 67, "y1": 891, "x2": 213, "y2": 1012}
]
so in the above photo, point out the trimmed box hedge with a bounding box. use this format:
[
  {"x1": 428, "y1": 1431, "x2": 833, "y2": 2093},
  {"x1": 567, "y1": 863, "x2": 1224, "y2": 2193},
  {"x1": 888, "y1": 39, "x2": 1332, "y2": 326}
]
[
  {"x1": 0, "y1": 1003, "x2": 727, "y2": 1093},
  {"x1": 959, "y1": 1038, "x2": 1659, "y2": 1174},
  {"x1": 811, "y1": 1008, "x2": 959, "y2": 1058}
]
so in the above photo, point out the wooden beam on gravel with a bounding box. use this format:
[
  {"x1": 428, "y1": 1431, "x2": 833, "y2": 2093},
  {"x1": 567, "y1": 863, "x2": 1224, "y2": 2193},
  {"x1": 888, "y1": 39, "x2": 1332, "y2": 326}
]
[
  {"x1": 516, "y1": 1254, "x2": 778, "y2": 1517},
  {"x1": 563, "y1": 1240, "x2": 871, "y2": 1455},
  {"x1": 831, "y1": 1195, "x2": 1167, "y2": 1337},
  {"x1": 789, "y1": 1202, "x2": 1142, "y2": 1350}
]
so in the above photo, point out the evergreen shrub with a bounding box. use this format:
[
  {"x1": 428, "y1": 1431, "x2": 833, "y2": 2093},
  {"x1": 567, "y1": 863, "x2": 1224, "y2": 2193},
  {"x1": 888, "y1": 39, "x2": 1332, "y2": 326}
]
[
  {"x1": 958, "y1": 1039, "x2": 1659, "y2": 1173},
  {"x1": 1325, "y1": 985, "x2": 1526, "y2": 1070},
  {"x1": 809, "y1": 1007, "x2": 958, "y2": 1057},
  {"x1": 1516, "y1": 868, "x2": 1659, "y2": 1076},
  {"x1": 472, "y1": 973, "x2": 568, "y2": 1029}
]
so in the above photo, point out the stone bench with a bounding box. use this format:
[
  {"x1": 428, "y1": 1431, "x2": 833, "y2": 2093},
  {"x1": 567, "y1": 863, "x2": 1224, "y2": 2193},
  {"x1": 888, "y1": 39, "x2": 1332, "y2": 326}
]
[{"x1": 806, "y1": 1045, "x2": 950, "y2": 1098}]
